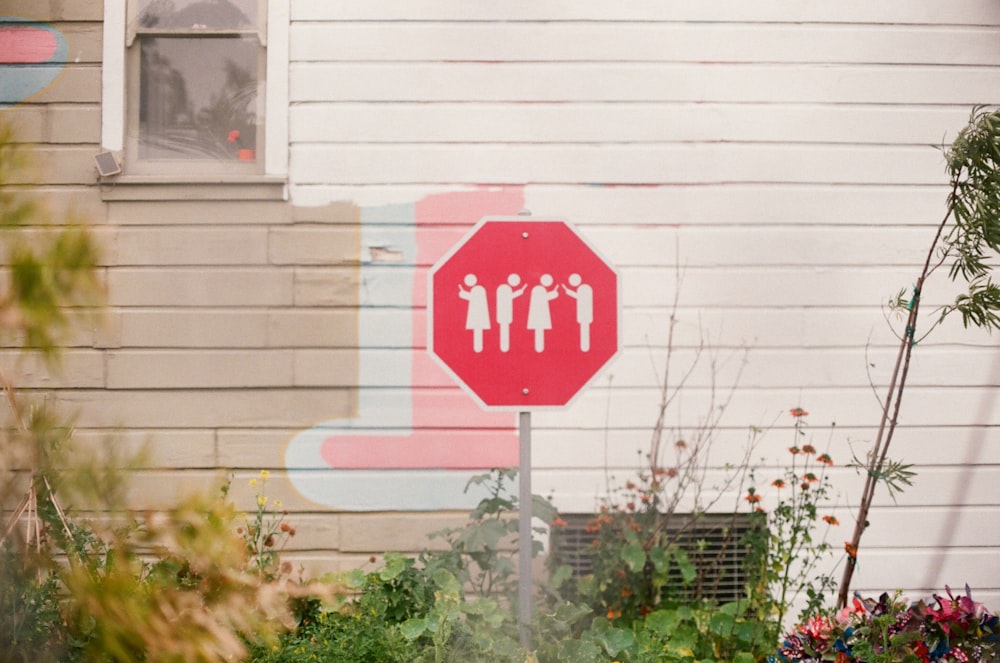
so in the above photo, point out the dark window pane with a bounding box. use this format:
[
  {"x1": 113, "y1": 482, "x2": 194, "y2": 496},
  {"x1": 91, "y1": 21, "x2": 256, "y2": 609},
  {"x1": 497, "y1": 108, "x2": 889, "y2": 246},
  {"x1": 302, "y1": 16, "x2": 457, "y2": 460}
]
[
  {"x1": 138, "y1": 36, "x2": 258, "y2": 160},
  {"x1": 138, "y1": 0, "x2": 257, "y2": 30}
]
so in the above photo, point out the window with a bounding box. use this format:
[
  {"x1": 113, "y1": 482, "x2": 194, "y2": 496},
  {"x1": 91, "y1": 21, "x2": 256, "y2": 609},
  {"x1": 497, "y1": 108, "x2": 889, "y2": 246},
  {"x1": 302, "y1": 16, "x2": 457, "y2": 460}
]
[
  {"x1": 550, "y1": 513, "x2": 756, "y2": 604},
  {"x1": 128, "y1": 0, "x2": 262, "y2": 174},
  {"x1": 102, "y1": 0, "x2": 288, "y2": 189}
]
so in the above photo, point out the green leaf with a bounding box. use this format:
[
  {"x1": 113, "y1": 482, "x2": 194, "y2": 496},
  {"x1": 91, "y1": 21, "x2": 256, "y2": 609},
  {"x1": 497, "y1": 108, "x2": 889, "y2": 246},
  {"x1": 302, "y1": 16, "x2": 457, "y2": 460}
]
[
  {"x1": 734, "y1": 620, "x2": 765, "y2": 643},
  {"x1": 531, "y1": 494, "x2": 559, "y2": 524},
  {"x1": 709, "y1": 611, "x2": 735, "y2": 637},
  {"x1": 430, "y1": 568, "x2": 462, "y2": 596},
  {"x1": 549, "y1": 563, "x2": 573, "y2": 590},
  {"x1": 597, "y1": 627, "x2": 636, "y2": 656},
  {"x1": 455, "y1": 517, "x2": 508, "y2": 552},
  {"x1": 622, "y1": 543, "x2": 647, "y2": 572},
  {"x1": 399, "y1": 617, "x2": 427, "y2": 640},
  {"x1": 379, "y1": 552, "x2": 411, "y2": 581},
  {"x1": 644, "y1": 609, "x2": 679, "y2": 635},
  {"x1": 673, "y1": 547, "x2": 698, "y2": 584},
  {"x1": 649, "y1": 545, "x2": 671, "y2": 573},
  {"x1": 550, "y1": 601, "x2": 593, "y2": 626}
]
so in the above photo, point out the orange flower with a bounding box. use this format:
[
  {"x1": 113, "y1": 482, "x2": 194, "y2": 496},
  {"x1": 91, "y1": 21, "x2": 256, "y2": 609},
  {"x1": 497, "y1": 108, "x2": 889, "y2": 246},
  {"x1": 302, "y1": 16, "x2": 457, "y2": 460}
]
[
  {"x1": 551, "y1": 516, "x2": 568, "y2": 529},
  {"x1": 789, "y1": 446, "x2": 801, "y2": 455},
  {"x1": 745, "y1": 491, "x2": 761, "y2": 504},
  {"x1": 823, "y1": 515, "x2": 840, "y2": 526},
  {"x1": 817, "y1": 453, "x2": 834, "y2": 466},
  {"x1": 771, "y1": 479, "x2": 786, "y2": 488},
  {"x1": 790, "y1": 407, "x2": 809, "y2": 417},
  {"x1": 801, "y1": 444, "x2": 817, "y2": 454},
  {"x1": 844, "y1": 542, "x2": 858, "y2": 559}
]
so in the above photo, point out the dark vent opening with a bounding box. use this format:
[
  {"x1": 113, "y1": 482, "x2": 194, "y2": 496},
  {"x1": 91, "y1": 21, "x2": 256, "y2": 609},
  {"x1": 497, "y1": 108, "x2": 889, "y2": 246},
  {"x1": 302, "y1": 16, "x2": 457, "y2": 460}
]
[{"x1": 550, "y1": 512, "x2": 755, "y2": 604}]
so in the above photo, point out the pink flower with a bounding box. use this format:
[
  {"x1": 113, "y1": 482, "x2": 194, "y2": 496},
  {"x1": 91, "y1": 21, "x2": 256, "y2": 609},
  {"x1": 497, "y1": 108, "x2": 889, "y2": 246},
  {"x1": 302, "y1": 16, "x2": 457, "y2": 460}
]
[
  {"x1": 799, "y1": 615, "x2": 834, "y2": 646},
  {"x1": 835, "y1": 596, "x2": 866, "y2": 624}
]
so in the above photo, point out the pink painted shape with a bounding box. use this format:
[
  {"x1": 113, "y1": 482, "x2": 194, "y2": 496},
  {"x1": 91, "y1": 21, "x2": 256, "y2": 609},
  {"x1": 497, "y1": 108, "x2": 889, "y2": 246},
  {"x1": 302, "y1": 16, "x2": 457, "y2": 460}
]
[
  {"x1": 323, "y1": 433, "x2": 518, "y2": 470},
  {"x1": 320, "y1": 186, "x2": 526, "y2": 470},
  {"x1": 0, "y1": 26, "x2": 58, "y2": 64}
]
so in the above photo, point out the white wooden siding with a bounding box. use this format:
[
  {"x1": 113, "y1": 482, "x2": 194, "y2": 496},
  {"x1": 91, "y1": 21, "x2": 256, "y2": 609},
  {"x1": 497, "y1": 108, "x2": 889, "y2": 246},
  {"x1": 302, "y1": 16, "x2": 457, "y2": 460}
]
[{"x1": 286, "y1": 0, "x2": 1000, "y2": 605}]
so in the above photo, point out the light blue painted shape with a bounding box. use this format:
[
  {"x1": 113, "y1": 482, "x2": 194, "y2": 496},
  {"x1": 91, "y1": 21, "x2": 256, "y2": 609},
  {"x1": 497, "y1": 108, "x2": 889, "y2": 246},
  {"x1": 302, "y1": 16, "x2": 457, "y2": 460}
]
[
  {"x1": 284, "y1": 203, "x2": 493, "y2": 510},
  {"x1": 0, "y1": 18, "x2": 68, "y2": 108}
]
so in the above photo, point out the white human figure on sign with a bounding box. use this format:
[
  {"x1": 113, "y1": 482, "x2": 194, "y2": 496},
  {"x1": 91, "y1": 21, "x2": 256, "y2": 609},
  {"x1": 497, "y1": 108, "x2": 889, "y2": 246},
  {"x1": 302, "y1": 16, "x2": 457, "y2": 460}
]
[
  {"x1": 495, "y1": 273, "x2": 526, "y2": 352},
  {"x1": 527, "y1": 273, "x2": 559, "y2": 353},
  {"x1": 458, "y1": 273, "x2": 490, "y2": 352},
  {"x1": 562, "y1": 273, "x2": 593, "y2": 352}
]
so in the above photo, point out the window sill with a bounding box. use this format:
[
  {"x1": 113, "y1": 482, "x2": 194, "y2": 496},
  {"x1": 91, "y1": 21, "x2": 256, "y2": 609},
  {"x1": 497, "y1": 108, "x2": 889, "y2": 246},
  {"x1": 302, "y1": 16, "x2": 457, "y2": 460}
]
[{"x1": 98, "y1": 175, "x2": 287, "y2": 202}]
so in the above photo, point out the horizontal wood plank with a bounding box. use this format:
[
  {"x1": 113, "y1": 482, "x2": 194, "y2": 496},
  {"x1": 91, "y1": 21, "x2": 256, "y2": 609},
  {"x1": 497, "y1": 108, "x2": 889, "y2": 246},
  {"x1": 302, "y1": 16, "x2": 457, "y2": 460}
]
[
  {"x1": 290, "y1": 102, "x2": 974, "y2": 145},
  {"x1": 290, "y1": 143, "x2": 946, "y2": 185},
  {"x1": 290, "y1": 62, "x2": 1000, "y2": 105},
  {"x1": 292, "y1": 23, "x2": 1000, "y2": 66},
  {"x1": 291, "y1": 1, "x2": 1000, "y2": 25}
]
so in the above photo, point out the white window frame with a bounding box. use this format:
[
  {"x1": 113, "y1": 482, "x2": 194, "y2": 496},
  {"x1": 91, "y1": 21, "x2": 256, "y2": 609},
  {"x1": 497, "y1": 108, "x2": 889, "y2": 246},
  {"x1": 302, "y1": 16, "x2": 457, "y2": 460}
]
[{"x1": 101, "y1": 1, "x2": 288, "y2": 181}]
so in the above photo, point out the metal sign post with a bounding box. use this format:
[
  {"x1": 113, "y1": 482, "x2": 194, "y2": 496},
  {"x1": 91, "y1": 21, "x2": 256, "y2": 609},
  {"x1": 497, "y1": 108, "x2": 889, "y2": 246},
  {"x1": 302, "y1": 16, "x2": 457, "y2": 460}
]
[{"x1": 518, "y1": 411, "x2": 532, "y2": 649}]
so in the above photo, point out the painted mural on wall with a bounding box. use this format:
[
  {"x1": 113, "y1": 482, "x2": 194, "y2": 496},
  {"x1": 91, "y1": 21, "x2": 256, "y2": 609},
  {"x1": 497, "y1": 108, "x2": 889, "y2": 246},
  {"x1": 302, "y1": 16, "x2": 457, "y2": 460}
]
[
  {"x1": 286, "y1": 187, "x2": 526, "y2": 510},
  {"x1": 0, "y1": 18, "x2": 67, "y2": 107}
]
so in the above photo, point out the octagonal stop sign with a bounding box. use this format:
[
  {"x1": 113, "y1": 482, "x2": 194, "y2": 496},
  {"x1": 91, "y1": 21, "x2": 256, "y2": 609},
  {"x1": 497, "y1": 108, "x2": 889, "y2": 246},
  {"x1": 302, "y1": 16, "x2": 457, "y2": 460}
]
[{"x1": 428, "y1": 217, "x2": 621, "y2": 410}]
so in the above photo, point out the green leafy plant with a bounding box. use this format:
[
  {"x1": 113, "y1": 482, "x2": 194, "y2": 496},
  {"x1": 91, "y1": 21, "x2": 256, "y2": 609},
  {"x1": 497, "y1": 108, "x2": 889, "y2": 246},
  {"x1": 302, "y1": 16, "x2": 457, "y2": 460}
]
[
  {"x1": 248, "y1": 557, "x2": 423, "y2": 663},
  {"x1": 0, "y1": 545, "x2": 69, "y2": 663},
  {"x1": 536, "y1": 600, "x2": 773, "y2": 663},
  {"x1": 743, "y1": 408, "x2": 841, "y2": 633},
  {"x1": 554, "y1": 466, "x2": 700, "y2": 625},
  {"x1": 422, "y1": 468, "x2": 556, "y2": 602},
  {"x1": 238, "y1": 470, "x2": 297, "y2": 581},
  {"x1": 547, "y1": 423, "x2": 764, "y2": 628},
  {"x1": 60, "y1": 488, "x2": 300, "y2": 663},
  {"x1": 249, "y1": 469, "x2": 555, "y2": 663},
  {"x1": 1, "y1": 115, "x2": 104, "y2": 662},
  {"x1": 839, "y1": 106, "x2": 1000, "y2": 606}
]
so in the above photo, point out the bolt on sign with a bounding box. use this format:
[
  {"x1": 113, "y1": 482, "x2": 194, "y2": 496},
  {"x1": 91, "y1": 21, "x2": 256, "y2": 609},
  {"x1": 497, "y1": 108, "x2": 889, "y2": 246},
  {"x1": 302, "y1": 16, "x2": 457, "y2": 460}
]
[{"x1": 428, "y1": 216, "x2": 621, "y2": 410}]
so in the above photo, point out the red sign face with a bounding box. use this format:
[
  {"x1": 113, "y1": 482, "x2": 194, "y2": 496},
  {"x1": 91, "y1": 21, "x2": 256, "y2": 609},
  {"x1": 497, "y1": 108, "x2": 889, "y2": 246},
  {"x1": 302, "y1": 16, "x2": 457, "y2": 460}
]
[{"x1": 428, "y1": 217, "x2": 620, "y2": 409}]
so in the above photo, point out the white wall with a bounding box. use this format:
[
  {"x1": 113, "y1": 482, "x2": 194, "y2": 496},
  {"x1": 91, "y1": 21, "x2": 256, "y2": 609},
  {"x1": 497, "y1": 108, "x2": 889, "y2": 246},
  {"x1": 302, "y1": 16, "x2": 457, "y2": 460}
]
[{"x1": 285, "y1": 1, "x2": 1000, "y2": 605}]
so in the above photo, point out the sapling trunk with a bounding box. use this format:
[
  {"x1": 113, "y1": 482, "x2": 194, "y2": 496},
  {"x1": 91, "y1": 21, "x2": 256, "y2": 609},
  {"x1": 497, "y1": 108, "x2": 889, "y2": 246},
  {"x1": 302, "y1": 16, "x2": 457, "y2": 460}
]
[{"x1": 836, "y1": 107, "x2": 1000, "y2": 607}]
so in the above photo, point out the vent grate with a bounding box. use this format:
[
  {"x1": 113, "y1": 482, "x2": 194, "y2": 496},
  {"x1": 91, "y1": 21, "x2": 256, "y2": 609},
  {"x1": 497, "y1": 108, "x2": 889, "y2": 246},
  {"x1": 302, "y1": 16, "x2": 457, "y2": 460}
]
[{"x1": 550, "y1": 512, "x2": 755, "y2": 604}]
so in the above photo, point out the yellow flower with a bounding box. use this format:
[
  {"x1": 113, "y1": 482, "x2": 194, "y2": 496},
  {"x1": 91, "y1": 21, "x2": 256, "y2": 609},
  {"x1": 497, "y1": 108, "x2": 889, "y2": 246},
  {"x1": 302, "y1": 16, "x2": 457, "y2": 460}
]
[
  {"x1": 258, "y1": 495, "x2": 267, "y2": 507},
  {"x1": 259, "y1": 470, "x2": 270, "y2": 479},
  {"x1": 273, "y1": 499, "x2": 282, "y2": 508},
  {"x1": 248, "y1": 478, "x2": 257, "y2": 487}
]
